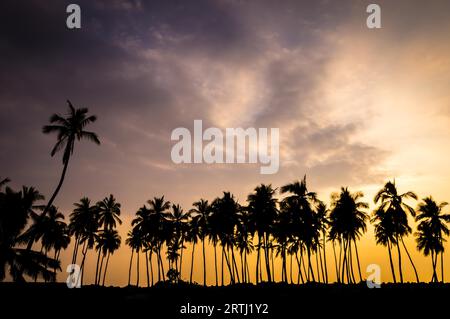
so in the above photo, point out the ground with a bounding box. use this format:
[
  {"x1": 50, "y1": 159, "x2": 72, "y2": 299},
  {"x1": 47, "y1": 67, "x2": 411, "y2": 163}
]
[{"x1": 1, "y1": 282, "x2": 446, "y2": 318}]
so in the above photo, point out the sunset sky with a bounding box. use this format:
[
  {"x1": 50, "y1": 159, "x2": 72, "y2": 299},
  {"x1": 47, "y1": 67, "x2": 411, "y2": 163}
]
[{"x1": 1, "y1": 0, "x2": 450, "y2": 285}]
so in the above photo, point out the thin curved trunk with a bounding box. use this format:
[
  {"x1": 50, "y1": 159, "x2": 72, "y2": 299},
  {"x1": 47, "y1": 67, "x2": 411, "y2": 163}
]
[
  {"x1": 94, "y1": 249, "x2": 102, "y2": 285},
  {"x1": 136, "y1": 248, "x2": 140, "y2": 286},
  {"x1": 441, "y1": 251, "x2": 444, "y2": 283},
  {"x1": 190, "y1": 242, "x2": 196, "y2": 284},
  {"x1": 98, "y1": 253, "x2": 105, "y2": 285},
  {"x1": 332, "y1": 240, "x2": 340, "y2": 283},
  {"x1": 202, "y1": 239, "x2": 207, "y2": 286},
  {"x1": 214, "y1": 243, "x2": 218, "y2": 286},
  {"x1": 387, "y1": 241, "x2": 397, "y2": 283},
  {"x1": 71, "y1": 237, "x2": 80, "y2": 264},
  {"x1": 128, "y1": 249, "x2": 134, "y2": 286},
  {"x1": 102, "y1": 253, "x2": 110, "y2": 286},
  {"x1": 149, "y1": 251, "x2": 154, "y2": 286},
  {"x1": 323, "y1": 233, "x2": 328, "y2": 283},
  {"x1": 145, "y1": 250, "x2": 150, "y2": 287},
  {"x1": 395, "y1": 237, "x2": 403, "y2": 283},
  {"x1": 255, "y1": 236, "x2": 261, "y2": 284},
  {"x1": 26, "y1": 158, "x2": 70, "y2": 250},
  {"x1": 400, "y1": 237, "x2": 419, "y2": 283},
  {"x1": 354, "y1": 241, "x2": 363, "y2": 283}
]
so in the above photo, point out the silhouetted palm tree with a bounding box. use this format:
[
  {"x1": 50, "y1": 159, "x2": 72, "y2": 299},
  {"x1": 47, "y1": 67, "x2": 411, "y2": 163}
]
[
  {"x1": 329, "y1": 187, "x2": 368, "y2": 283},
  {"x1": 167, "y1": 204, "x2": 189, "y2": 279},
  {"x1": 126, "y1": 227, "x2": 144, "y2": 287},
  {"x1": 247, "y1": 184, "x2": 278, "y2": 283},
  {"x1": 415, "y1": 197, "x2": 450, "y2": 282},
  {"x1": 190, "y1": 199, "x2": 211, "y2": 286},
  {"x1": 373, "y1": 181, "x2": 419, "y2": 283},
  {"x1": 97, "y1": 194, "x2": 122, "y2": 231},
  {"x1": 281, "y1": 176, "x2": 318, "y2": 282},
  {"x1": 41, "y1": 100, "x2": 100, "y2": 218},
  {"x1": 0, "y1": 184, "x2": 59, "y2": 282},
  {"x1": 69, "y1": 197, "x2": 98, "y2": 265},
  {"x1": 97, "y1": 229, "x2": 121, "y2": 286},
  {"x1": 147, "y1": 196, "x2": 171, "y2": 282},
  {"x1": 210, "y1": 192, "x2": 241, "y2": 285},
  {"x1": 316, "y1": 202, "x2": 329, "y2": 283}
]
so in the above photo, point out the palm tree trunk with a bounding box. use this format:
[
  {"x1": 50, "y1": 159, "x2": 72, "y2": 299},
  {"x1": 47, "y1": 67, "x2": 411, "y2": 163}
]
[
  {"x1": 231, "y1": 248, "x2": 240, "y2": 283},
  {"x1": 315, "y1": 250, "x2": 321, "y2": 283},
  {"x1": 255, "y1": 236, "x2": 261, "y2": 284},
  {"x1": 289, "y1": 254, "x2": 293, "y2": 284},
  {"x1": 348, "y1": 241, "x2": 356, "y2": 284},
  {"x1": 441, "y1": 250, "x2": 444, "y2": 283},
  {"x1": 214, "y1": 243, "x2": 218, "y2": 286},
  {"x1": 323, "y1": 233, "x2": 328, "y2": 283},
  {"x1": 79, "y1": 242, "x2": 88, "y2": 286},
  {"x1": 295, "y1": 251, "x2": 304, "y2": 284},
  {"x1": 179, "y1": 239, "x2": 184, "y2": 278},
  {"x1": 98, "y1": 253, "x2": 105, "y2": 285},
  {"x1": 332, "y1": 241, "x2": 339, "y2": 283},
  {"x1": 400, "y1": 237, "x2": 419, "y2": 283},
  {"x1": 354, "y1": 241, "x2": 363, "y2": 283},
  {"x1": 136, "y1": 248, "x2": 140, "y2": 286},
  {"x1": 221, "y1": 246, "x2": 224, "y2": 286},
  {"x1": 102, "y1": 253, "x2": 110, "y2": 286},
  {"x1": 128, "y1": 249, "x2": 134, "y2": 286},
  {"x1": 94, "y1": 249, "x2": 102, "y2": 285},
  {"x1": 145, "y1": 250, "x2": 150, "y2": 287},
  {"x1": 263, "y1": 234, "x2": 271, "y2": 282},
  {"x1": 190, "y1": 242, "x2": 196, "y2": 284},
  {"x1": 431, "y1": 251, "x2": 437, "y2": 282},
  {"x1": 149, "y1": 251, "x2": 154, "y2": 286},
  {"x1": 395, "y1": 237, "x2": 404, "y2": 283},
  {"x1": 202, "y1": 239, "x2": 207, "y2": 286},
  {"x1": 341, "y1": 239, "x2": 348, "y2": 283},
  {"x1": 72, "y1": 237, "x2": 80, "y2": 264},
  {"x1": 387, "y1": 241, "x2": 397, "y2": 283}
]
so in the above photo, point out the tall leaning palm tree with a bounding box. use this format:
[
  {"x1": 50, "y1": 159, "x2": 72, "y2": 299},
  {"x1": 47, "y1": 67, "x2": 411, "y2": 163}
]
[
  {"x1": 41, "y1": 100, "x2": 100, "y2": 218},
  {"x1": 373, "y1": 181, "x2": 419, "y2": 283},
  {"x1": 415, "y1": 197, "x2": 450, "y2": 282}
]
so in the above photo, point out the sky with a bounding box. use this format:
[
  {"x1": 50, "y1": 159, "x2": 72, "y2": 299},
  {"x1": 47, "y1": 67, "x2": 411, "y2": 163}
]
[{"x1": 1, "y1": 0, "x2": 450, "y2": 285}]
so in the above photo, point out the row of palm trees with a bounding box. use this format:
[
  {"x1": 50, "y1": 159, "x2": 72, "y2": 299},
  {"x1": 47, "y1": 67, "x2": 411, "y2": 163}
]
[
  {"x1": 1, "y1": 174, "x2": 449, "y2": 285},
  {"x1": 123, "y1": 177, "x2": 449, "y2": 286},
  {"x1": 2, "y1": 102, "x2": 449, "y2": 285}
]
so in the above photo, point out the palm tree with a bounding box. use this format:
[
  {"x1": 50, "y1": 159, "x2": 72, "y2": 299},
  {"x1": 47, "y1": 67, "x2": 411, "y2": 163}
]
[
  {"x1": 329, "y1": 187, "x2": 368, "y2": 283},
  {"x1": 185, "y1": 214, "x2": 200, "y2": 284},
  {"x1": 41, "y1": 100, "x2": 100, "y2": 218},
  {"x1": 189, "y1": 199, "x2": 211, "y2": 286},
  {"x1": 167, "y1": 204, "x2": 189, "y2": 279},
  {"x1": 415, "y1": 197, "x2": 450, "y2": 282},
  {"x1": 77, "y1": 209, "x2": 99, "y2": 285},
  {"x1": 69, "y1": 197, "x2": 98, "y2": 265},
  {"x1": 247, "y1": 184, "x2": 278, "y2": 283},
  {"x1": 97, "y1": 194, "x2": 122, "y2": 231},
  {"x1": 373, "y1": 181, "x2": 419, "y2": 283},
  {"x1": 316, "y1": 202, "x2": 329, "y2": 283},
  {"x1": 281, "y1": 176, "x2": 318, "y2": 282},
  {"x1": 125, "y1": 228, "x2": 142, "y2": 286},
  {"x1": 39, "y1": 206, "x2": 71, "y2": 278},
  {"x1": 147, "y1": 196, "x2": 171, "y2": 282},
  {"x1": 210, "y1": 192, "x2": 241, "y2": 285},
  {"x1": 0, "y1": 184, "x2": 59, "y2": 282},
  {"x1": 98, "y1": 229, "x2": 121, "y2": 286}
]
